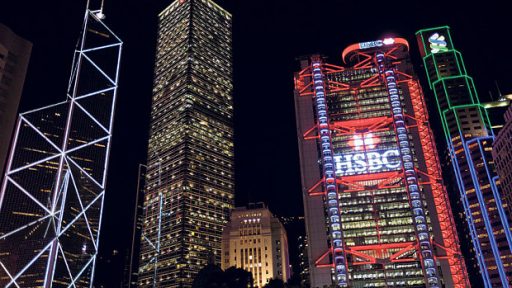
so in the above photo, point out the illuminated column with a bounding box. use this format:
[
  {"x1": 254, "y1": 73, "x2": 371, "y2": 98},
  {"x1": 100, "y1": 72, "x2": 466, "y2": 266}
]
[
  {"x1": 417, "y1": 26, "x2": 512, "y2": 287},
  {"x1": 0, "y1": 8, "x2": 122, "y2": 287},
  {"x1": 376, "y1": 53, "x2": 440, "y2": 288},
  {"x1": 311, "y1": 58, "x2": 348, "y2": 287}
]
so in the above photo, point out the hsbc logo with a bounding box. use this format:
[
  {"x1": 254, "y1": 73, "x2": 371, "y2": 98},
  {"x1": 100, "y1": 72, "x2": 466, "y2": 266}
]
[
  {"x1": 333, "y1": 133, "x2": 401, "y2": 176},
  {"x1": 349, "y1": 133, "x2": 379, "y2": 150},
  {"x1": 358, "y1": 38, "x2": 396, "y2": 50}
]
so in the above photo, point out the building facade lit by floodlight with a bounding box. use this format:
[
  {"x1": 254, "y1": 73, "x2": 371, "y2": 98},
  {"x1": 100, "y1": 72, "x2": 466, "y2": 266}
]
[
  {"x1": 417, "y1": 26, "x2": 512, "y2": 287},
  {"x1": 137, "y1": 0, "x2": 234, "y2": 287},
  {"x1": 221, "y1": 203, "x2": 290, "y2": 287},
  {"x1": 294, "y1": 37, "x2": 469, "y2": 288},
  {"x1": 0, "y1": 9, "x2": 122, "y2": 287}
]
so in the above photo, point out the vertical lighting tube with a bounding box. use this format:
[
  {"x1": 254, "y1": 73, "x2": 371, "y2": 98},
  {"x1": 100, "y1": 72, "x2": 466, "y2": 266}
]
[
  {"x1": 376, "y1": 52, "x2": 440, "y2": 288},
  {"x1": 311, "y1": 59, "x2": 348, "y2": 287}
]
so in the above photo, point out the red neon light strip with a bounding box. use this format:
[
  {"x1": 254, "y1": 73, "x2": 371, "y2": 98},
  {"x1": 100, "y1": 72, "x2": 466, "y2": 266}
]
[
  {"x1": 360, "y1": 74, "x2": 381, "y2": 88},
  {"x1": 350, "y1": 242, "x2": 414, "y2": 251},
  {"x1": 302, "y1": 125, "x2": 318, "y2": 140},
  {"x1": 389, "y1": 243, "x2": 417, "y2": 260},
  {"x1": 315, "y1": 249, "x2": 332, "y2": 266},
  {"x1": 307, "y1": 178, "x2": 324, "y2": 196},
  {"x1": 339, "y1": 171, "x2": 401, "y2": 183},
  {"x1": 331, "y1": 116, "x2": 391, "y2": 131},
  {"x1": 323, "y1": 65, "x2": 345, "y2": 73},
  {"x1": 407, "y1": 79, "x2": 470, "y2": 287},
  {"x1": 345, "y1": 250, "x2": 377, "y2": 264}
]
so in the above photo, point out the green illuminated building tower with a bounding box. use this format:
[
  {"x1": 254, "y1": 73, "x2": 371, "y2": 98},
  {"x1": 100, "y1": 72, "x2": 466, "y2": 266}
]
[
  {"x1": 417, "y1": 26, "x2": 512, "y2": 287},
  {"x1": 137, "y1": 0, "x2": 234, "y2": 287}
]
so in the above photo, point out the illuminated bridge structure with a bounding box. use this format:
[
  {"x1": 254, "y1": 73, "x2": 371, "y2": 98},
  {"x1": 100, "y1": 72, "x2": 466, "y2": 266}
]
[{"x1": 294, "y1": 38, "x2": 469, "y2": 287}]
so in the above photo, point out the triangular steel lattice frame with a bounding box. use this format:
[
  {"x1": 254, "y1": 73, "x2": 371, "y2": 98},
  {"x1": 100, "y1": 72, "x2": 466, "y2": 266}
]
[{"x1": 0, "y1": 9, "x2": 122, "y2": 288}]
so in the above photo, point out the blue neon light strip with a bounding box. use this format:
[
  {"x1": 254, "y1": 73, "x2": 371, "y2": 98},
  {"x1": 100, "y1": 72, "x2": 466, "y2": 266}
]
[
  {"x1": 446, "y1": 143, "x2": 491, "y2": 287},
  {"x1": 464, "y1": 137, "x2": 512, "y2": 287},
  {"x1": 438, "y1": 104, "x2": 508, "y2": 287},
  {"x1": 490, "y1": 175, "x2": 512, "y2": 251},
  {"x1": 476, "y1": 138, "x2": 512, "y2": 252}
]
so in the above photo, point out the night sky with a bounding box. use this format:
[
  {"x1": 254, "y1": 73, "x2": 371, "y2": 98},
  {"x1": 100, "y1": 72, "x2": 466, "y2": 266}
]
[{"x1": 1, "y1": 0, "x2": 512, "y2": 286}]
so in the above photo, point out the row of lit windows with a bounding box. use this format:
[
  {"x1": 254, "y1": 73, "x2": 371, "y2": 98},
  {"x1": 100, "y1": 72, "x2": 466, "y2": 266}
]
[
  {"x1": 340, "y1": 194, "x2": 409, "y2": 206},
  {"x1": 344, "y1": 235, "x2": 416, "y2": 246},
  {"x1": 342, "y1": 226, "x2": 415, "y2": 238}
]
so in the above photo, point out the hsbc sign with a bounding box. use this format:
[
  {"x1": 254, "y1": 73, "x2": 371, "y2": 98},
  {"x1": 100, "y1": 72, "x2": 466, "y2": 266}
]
[
  {"x1": 334, "y1": 150, "x2": 401, "y2": 176},
  {"x1": 332, "y1": 133, "x2": 401, "y2": 176},
  {"x1": 359, "y1": 38, "x2": 395, "y2": 50}
]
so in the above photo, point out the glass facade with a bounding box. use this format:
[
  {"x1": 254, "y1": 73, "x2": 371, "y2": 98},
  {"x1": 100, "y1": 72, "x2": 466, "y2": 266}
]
[
  {"x1": 417, "y1": 26, "x2": 512, "y2": 287},
  {"x1": 294, "y1": 39, "x2": 468, "y2": 287},
  {"x1": 137, "y1": 0, "x2": 234, "y2": 287},
  {"x1": 0, "y1": 10, "x2": 122, "y2": 287}
]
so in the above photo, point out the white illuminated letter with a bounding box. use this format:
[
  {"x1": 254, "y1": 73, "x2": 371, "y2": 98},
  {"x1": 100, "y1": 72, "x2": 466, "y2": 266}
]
[
  {"x1": 367, "y1": 152, "x2": 383, "y2": 171},
  {"x1": 334, "y1": 156, "x2": 343, "y2": 175},
  {"x1": 353, "y1": 153, "x2": 367, "y2": 173},
  {"x1": 382, "y1": 149, "x2": 401, "y2": 169},
  {"x1": 344, "y1": 154, "x2": 354, "y2": 174}
]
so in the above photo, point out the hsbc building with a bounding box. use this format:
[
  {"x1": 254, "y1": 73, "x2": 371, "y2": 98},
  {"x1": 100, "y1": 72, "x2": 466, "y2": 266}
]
[{"x1": 293, "y1": 38, "x2": 469, "y2": 287}]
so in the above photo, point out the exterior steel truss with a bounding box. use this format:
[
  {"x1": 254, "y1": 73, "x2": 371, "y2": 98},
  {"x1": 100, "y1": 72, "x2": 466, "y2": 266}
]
[{"x1": 0, "y1": 9, "x2": 122, "y2": 288}]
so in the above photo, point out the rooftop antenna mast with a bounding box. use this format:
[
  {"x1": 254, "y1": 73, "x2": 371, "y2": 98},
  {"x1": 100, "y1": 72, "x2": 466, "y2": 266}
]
[
  {"x1": 87, "y1": 0, "x2": 106, "y2": 19},
  {"x1": 495, "y1": 80, "x2": 505, "y2": 101}
]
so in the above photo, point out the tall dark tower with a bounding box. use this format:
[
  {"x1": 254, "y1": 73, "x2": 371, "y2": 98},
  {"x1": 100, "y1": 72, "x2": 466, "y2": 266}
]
[{"x1": 137, "y1": 0, "x2": 234, "y2": 287}]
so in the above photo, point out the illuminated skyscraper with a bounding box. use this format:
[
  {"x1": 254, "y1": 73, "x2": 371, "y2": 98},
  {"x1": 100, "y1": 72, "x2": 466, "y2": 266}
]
[
  {"x1": 294, "y1": 37, "x2": 468, "y2": 287},
  {"x1": 417, "y1": 26, "x2": 512, "y2": 287},
  {"x1": 137, "y1": 0, "x2": 234, "y2": 287},
  {"x1": 0, "y1": 24, "x2": 32, "y2": 182},
  {"x1": 0, "y1": 8, "x2": 122, "y2": 287},
  {"x1": 221, "y1": 203, "x2": 291, "y2": 287}
]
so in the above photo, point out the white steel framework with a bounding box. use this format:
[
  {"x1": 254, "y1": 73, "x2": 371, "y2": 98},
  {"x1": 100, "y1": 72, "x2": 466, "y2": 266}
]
[{"x1": 0, "y1": 8, "x2": 122, "y2": 288}]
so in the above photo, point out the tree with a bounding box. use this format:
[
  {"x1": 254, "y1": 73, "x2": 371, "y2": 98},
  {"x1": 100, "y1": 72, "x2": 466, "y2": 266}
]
[
  {"x1": 224, "y1": 267, "x2": 253, "y2": 288},
  {"x1": 192, "y1": 264, "x2": 225, "y2": 288},
  {"x1": 192, "y1": 265, "x2": 253, "y2": 288},
  {"x1": 285, "y1": 274, "x2": 301, "y2": 288},
  {"x1": 264, "y1": 278, "x2": 285, "y2": 288}
]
